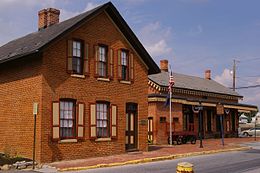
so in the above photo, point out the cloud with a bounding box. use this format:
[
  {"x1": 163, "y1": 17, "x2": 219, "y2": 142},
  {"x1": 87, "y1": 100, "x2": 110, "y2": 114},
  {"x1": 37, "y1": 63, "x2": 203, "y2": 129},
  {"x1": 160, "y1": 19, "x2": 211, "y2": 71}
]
[
  {"x1": 214, "y1": 68, "x2": 233, "y2": 87},
  {"x1": 240, "y1": 87, "x2": 260, "y2": 109},
  {"x1": 60, "y1": 2, "x2": 101, "y2": 21},
  {"x1": 0, "y1": 1, "x2": 101, "y2": 46},
  {"x1": 138, "y1": 21, "x2": 173, "y2": 59},
  {"x1": 215, "y1": 69, "x2": 260, "y2": 108},
  {"x1": 0, "y1": 0, "x2": 56, "y2": 8},
  {"x1": 145, "y1": 40, "x2": 172, "y2": 57}
]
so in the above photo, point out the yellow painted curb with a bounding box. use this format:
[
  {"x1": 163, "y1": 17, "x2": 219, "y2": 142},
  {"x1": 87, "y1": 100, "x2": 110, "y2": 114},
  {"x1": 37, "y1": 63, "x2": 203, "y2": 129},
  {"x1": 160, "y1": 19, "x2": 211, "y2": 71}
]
[{"x1": 58, "y1": 146, "x2": 251, "y2": 172}]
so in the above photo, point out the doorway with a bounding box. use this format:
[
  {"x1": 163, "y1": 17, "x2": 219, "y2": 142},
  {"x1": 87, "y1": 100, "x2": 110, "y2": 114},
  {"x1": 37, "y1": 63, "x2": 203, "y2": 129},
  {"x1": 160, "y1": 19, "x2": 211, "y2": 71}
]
[
  {"x1": 125, "y1": 103, "x2": 138, "y2": 151},
  {"x1": 148, "y1": 117, "x2": 153, "y2": 143}
]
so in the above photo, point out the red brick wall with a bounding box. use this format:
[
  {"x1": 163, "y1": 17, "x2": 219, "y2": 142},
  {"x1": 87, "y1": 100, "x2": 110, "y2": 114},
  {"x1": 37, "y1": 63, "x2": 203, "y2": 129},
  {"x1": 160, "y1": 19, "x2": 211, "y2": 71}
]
[
  {"x1": 148, "y1": 102, "x2": 183, "y2": 144},
  {"x1": 148, "y1": 86, "x2": 240, "y2": 144},
  {"x1": 40, "y1": 12, "x2": 149, "y2": 162},
  {"x1": 0, "y1": 56, "x2": 43, "y2": 161}
]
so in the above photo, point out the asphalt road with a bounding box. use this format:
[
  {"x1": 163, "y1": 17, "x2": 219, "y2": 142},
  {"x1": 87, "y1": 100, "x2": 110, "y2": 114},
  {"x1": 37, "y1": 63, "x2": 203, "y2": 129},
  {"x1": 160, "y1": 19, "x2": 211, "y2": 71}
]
[
  {"x1": 3, "y1": 142, "x2": 260, "y2": 173},
  {"x1": 70, "y1": 142, "x2": 260, "y2": 173}
]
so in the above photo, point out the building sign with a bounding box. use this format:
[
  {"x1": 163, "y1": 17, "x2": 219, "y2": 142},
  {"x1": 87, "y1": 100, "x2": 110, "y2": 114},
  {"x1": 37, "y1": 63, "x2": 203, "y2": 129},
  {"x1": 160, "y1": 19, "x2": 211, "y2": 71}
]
[
  {"x1": 140, "y1": 119, "x2": 148, "y2": 125},
  {"x1": 217, "y1": 103, "x2": 224, "y2": 115},
  {"x1": 33, "y1": 103, "x2": 38, "y2": 115}
]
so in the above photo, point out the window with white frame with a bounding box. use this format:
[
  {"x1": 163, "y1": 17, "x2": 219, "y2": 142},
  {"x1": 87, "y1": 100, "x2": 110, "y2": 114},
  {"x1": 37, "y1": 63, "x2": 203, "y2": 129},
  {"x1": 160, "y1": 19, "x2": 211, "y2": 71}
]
[
  {"x1": 59, "y1": 100, "x2": 76, "y2": 139},
  {"x1": 121, "y1": 50, "x2": 129, "y2": 81},
  {"x1": 98, "y1": 45, "x2": 108, "y2": 77},
  {"x1": 72, "y1": 40, "x2": 83, "y2": 74},
  {"x1": 96, "y1": 102, "x2": 110, "y2": 138}
]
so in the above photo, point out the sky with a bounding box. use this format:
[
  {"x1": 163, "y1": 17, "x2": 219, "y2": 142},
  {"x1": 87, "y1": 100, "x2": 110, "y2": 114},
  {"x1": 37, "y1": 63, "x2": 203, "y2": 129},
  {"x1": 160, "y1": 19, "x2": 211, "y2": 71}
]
[{"x1": 0, "y1": 0, "x2": 260, "y2": 108}]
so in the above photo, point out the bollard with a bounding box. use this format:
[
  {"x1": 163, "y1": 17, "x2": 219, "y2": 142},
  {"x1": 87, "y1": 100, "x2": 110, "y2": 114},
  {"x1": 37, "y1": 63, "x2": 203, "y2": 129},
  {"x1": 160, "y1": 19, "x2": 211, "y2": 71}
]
[{"x1": 176, "y1": 162, "x2": 194, "y2": 173}]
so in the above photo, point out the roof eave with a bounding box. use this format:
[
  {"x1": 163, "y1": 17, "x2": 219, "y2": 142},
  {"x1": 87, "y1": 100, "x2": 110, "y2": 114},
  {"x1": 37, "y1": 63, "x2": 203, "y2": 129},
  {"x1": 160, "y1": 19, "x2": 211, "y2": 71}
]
[
  {"x1": 105, "y1": 3, "x2": 160, "y2": 75},
  {"x1": 0, "y1": 2, "x2": 160, "y2": 75},
  {"x1": 148, "y1": 78, "x2": 243, "y2": 98},
  {"x1": 0, "y1": 50, "x2": 40, "y2": 64}
]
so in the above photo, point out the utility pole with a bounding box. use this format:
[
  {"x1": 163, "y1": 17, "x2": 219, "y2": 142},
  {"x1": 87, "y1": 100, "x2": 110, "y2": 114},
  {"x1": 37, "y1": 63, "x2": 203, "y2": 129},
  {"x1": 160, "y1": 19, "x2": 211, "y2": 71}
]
[
  {"x1": 232, "y1": 59, "x2": 240, "y2": 91},
  {"x1": 233, "y1": 59, "x2": 236, "y2": 91}
]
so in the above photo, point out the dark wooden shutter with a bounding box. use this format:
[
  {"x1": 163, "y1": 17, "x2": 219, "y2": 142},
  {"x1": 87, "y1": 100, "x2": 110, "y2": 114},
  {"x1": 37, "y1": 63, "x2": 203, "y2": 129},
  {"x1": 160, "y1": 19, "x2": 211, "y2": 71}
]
[
  {"x1": 52, "y1": 101, "x2": 60, "y2": 141},
  {"x1": 111, "y1": 104, "x2": 118, "y2": 139},
  {"x1": 94, "y1": 45, "x2": 99, "y2": 77},
  {"x1": 109, "y1": 48, "x2": 114, "y2": 79},
  {"x1": 117, "y1": 50, "x2": 122, "y2": 80},
  {"x1": 129, "y1": 52, "x2": 134, "y2": 82},
  {"x1": 67, "y1": 40, "x2": 73, "y2": 74},
  {"x1": 77, "y1": 102, "x2": 85, "y2": 140},
  {"x1": 84, "y1": 43, "x2": 89, "y2": 76},
  {"x1": 90, "y1": 103, "x2": 97, "y2": 139}
]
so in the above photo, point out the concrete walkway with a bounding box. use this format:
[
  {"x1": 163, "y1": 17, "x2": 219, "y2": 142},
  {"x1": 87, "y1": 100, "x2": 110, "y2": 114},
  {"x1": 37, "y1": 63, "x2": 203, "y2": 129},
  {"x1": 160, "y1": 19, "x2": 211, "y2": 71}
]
[{"x1": 43, "y1": 138, "x2": 260, "y2": 172}]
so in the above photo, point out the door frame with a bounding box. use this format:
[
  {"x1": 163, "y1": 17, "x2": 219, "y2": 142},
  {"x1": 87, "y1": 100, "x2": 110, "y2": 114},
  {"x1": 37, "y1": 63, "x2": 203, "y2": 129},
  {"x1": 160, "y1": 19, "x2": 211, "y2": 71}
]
[{"x1": 125, "y1": 103, "x2": 138, "y2": 151}]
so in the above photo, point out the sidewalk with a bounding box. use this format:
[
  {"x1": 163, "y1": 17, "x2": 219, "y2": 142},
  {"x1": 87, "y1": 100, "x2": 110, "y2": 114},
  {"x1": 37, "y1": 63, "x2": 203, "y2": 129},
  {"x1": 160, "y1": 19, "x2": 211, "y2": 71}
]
[{"x1": 48, "y1": 137, "x2": 260, "y2": 172}]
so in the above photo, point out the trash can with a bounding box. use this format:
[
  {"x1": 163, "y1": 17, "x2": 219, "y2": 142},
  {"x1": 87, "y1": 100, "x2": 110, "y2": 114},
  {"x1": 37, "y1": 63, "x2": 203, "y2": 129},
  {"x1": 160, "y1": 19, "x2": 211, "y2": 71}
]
[{"x1": 176, "y1": 162, "x2": 194, "y2": 173}]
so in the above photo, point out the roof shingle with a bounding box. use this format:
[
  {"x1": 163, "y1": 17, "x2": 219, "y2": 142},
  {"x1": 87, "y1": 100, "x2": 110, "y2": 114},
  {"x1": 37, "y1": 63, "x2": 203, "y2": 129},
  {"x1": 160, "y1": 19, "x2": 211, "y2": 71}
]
[
  {"x1": 149, "y1": 71, "x2": 241, "y2": 97},
  {"x1": 0, "y1": 2, "x2": 160, "y2": 74}
]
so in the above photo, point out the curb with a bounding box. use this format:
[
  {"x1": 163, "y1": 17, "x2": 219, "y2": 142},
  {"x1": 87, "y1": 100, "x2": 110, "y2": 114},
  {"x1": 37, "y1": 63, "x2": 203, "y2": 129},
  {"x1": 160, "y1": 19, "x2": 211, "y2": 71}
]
[{"x1": 58, "y1": 146, "x2": 251, "y2": 172}]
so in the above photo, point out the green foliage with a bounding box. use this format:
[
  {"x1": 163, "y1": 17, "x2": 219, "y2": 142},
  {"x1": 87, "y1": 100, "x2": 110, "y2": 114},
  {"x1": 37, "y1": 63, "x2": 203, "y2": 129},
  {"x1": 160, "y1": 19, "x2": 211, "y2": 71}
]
[{"x1": 0, "y1": 153, "x2": 31, "y2": 166}]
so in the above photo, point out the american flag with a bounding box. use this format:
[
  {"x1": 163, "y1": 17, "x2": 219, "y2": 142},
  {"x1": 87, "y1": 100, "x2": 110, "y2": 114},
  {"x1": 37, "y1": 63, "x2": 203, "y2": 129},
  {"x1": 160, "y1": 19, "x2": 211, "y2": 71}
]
[
  {"x1": 164, "y1": 72, "x2": 174, "y2": 107},
  {"x1": 168, "y1": 72, "x2": 174, "y2": 92}
]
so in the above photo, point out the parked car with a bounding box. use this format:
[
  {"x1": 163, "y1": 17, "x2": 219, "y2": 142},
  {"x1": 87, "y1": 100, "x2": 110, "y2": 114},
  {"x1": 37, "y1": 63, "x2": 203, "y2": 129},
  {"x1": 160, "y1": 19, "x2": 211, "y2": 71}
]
[{"x1": 241, "y1": 128, "x2": 260, "y2": 137}]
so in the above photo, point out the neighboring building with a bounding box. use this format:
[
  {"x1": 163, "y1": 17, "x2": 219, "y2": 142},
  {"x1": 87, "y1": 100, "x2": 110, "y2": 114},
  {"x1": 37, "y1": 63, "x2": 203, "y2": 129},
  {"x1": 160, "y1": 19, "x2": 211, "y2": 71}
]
[
  {"x1": 251, "y1": 112, "x2": 260, "y2": 124},
  {"x1": 148, "y1": 60, "x2": 258, "y2": 144},
  {"x1": 239, "y1": 114, "x2": 248, "y2": 124},
  {"x1": 0, "y1": 2, "x2": 160, "y2": 163}
]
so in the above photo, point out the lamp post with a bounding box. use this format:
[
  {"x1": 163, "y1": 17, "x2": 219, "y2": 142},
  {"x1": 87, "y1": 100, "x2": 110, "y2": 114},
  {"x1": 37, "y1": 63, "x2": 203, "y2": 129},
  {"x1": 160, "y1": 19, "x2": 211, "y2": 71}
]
[
  {"x1": 198, "y1": 102, "x2": 203, "y2": 148},
  {"x1": 255, "y1": 115, "x2": 257, "y2": 141}
]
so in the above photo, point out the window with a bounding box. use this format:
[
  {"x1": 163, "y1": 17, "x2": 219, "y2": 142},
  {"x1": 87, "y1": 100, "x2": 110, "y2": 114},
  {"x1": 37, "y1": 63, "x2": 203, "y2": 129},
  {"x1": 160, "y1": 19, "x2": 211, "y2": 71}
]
[
  {"x1": 96, "y1": 102, "x2": 110, "y2": 138},
  {"x1": 173, "y1": 117, "x2": 179, "y2": 122},
  {"x1": 98, "y1": 45, "x2": 108, "y2": 77},
  {"x1": 72, "y1": 40, "x2": 83, "y2": 74},
  {"x1": 160, "y1": 117, "x2": 166, "y2": 123},
  {"x1": 60, "y1": 100, "x2": 76, "y2": 139},
  {"x1": 121, "y1": 50, "x2": 129, "y2": 80}
]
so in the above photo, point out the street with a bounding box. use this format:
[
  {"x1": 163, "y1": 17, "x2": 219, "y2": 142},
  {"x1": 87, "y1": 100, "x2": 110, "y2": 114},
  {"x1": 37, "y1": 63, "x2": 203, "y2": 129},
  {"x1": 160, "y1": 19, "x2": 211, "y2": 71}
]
[
  {"x1": 2, "y1": 142, "x2": 260, "y2": 173},
  {"x1": 68, "y1": 142, "x2": 260, "y2": 173}
]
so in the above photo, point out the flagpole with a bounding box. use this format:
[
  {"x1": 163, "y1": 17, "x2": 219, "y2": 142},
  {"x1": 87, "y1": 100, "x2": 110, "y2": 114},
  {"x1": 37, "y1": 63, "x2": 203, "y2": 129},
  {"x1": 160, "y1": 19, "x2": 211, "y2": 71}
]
[
  {"x1": 169, "y1": 65, "x2": 172, "y2": 145},
  {"x1": 169, "y1": 84, "x2": 172, "y2": 145}
]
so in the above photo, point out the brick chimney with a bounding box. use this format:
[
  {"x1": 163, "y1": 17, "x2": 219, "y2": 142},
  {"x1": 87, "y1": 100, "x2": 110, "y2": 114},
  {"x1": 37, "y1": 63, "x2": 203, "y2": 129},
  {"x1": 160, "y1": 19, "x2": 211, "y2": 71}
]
[
  {"x1": 205, "y1": 70, "x2": 211, "y2": 80},
  {"x1": 160, "y1": 60, "x2": 168, "y2": 72},
  {"x1": 38, "y1": 8, "x2": 60, "y2": 30}
]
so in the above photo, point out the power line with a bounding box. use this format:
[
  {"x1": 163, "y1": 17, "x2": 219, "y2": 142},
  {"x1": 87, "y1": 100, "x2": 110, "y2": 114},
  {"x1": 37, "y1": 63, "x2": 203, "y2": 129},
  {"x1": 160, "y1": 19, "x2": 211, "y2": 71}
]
[
  {"x1": 234, "y1": 85, "x2": 260, "y2": 90},
  {"x1": 238, "y1": 75, "x2": 260, "y2": 78},
  {"x1": 239, "y1": 57, "x2": 260, "y2": 63}
]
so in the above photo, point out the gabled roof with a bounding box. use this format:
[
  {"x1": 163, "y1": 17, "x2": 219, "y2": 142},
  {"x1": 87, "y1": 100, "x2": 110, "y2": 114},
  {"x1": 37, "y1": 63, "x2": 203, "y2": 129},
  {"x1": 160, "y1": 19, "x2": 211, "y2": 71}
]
[
  {"x1": 149, "y1": 71, "x2": 242, "y2": 97},
  {"x1": 0, "y1": 2, "x2": 160, "y2": 74}
]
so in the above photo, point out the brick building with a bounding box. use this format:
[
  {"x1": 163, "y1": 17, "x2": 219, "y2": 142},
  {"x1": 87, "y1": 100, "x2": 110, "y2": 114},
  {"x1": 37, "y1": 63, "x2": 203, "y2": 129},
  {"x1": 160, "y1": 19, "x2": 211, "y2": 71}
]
[
  {"x1": 0, "y1": 2, "x2": 160, "y2": 163},
  {"x1": 148, "y1": 60, "x2": 258, "y2": 144}
]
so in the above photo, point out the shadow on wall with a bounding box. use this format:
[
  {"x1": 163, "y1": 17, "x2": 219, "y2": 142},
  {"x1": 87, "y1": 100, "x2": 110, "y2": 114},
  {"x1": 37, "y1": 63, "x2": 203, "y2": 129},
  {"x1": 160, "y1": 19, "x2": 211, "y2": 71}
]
[{"x1": 0, "y1": 54, "x2": 42, "y2": 85}]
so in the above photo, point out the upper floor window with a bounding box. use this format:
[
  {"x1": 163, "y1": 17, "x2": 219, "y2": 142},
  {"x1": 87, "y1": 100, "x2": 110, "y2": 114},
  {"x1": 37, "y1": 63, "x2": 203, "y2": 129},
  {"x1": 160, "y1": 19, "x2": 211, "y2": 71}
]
[
  {"x1": 72, "y1": 40, "x2": 83, "y2": 74},
  {"x1": 60, "y1": 100, "x2": 76, "y2": 139},
  {"x1": 121, "y1": 50, "x2": 129, "y2": 81},
  {"x1": 98, "y1": 45, "x2": 108, "y2": 77},
  {"x1": 118, "y1": 49, "x2": 134, "y2": 82}
]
